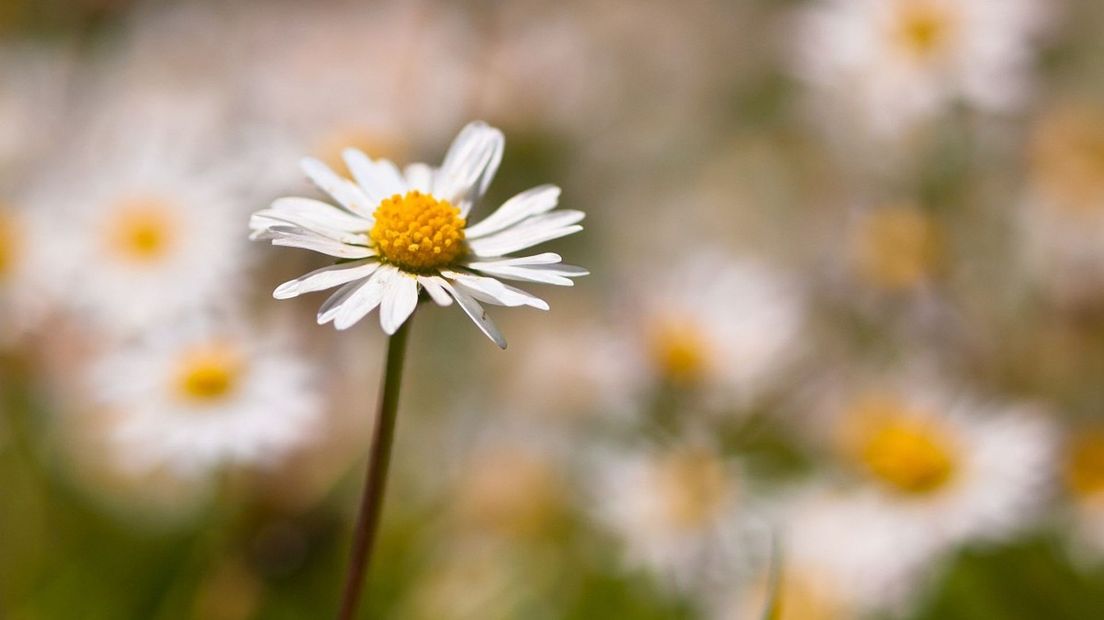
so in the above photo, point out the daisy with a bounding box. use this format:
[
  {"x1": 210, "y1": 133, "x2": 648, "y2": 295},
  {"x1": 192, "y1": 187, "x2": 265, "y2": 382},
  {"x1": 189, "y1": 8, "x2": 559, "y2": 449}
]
[
  {"x1": 90, "y1": 319, "x2": 323, "y2": 478},
  {"x1": 789, "y1": 0, "x2": 1052, "y2": 141},
  {"x1": 1020, "y1": 103, "x2": 1104, "y2": 303},
  {"x1": 619, "y1": 254, "x2": 805, "y2": 408},
  {"x1": 831, "y1": 381, "x2": 1056, "y2": 546},
  {"x1": 848, "y1": 203, "x2": 942, "y2": 292},
  {"x1": 250, "y1": 121, "x2": 587, "y2": 348},
  {"x1": 0, "y1": 205, "x2": 54, "y2": 343},
  {"x1": 1060, "y1": 428, "x2": 1104, "y2": 564},
  {"x1": 590, "y1": 439, "x2": 764, "y2": 592}
]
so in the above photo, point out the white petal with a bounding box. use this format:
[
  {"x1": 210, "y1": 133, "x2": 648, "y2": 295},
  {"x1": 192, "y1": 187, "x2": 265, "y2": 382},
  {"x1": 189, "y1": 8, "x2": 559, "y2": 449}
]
[
  {"x1": 317, "y1": 280, "x2": 364, "y2": 324},
  {"x1": 300, "y1": 157, "x2": 376, "y2": 218},
  {"x1": 442, "y1": 271, "x2": 549, "y2": 310},
  {"x1": 468, "y1": 224, "x2": 583, "y2": 258},
  {"x1": 417, "y1": 275, "x2": 453, "y2": 306},
  {"x1": 343, "y1": 148, "x2": 408, "y2": 202},
  {"x1": 440, "y1": 279, "x2": 507, "y2": 349},
  {"x1": 333, "y1": 266, "x2": 396, "y2": 330},
  {"x1": 467, "y1": 252, "x2": 563, "y2": 266},
  {"x1": 434, "y1": 121, "x2": 504, "y2": 210},
  {"x1": 465, "y1": 263, "x2": 581, "y2": 286},
  {"x1": 270, "y1": 229, "x2": 375, "y2": 259},
  {"x1": 465, "y1": 185, "x2": 561, "y2": 239},
  {"x1": 273, "y1": 260, "x2": 380, "y2": 299},
  {"x1": 267, "y1": 197, "x2": 373, "y2": 230},
  {"x1": 404, "y1": 163, "x2": 435, "y2": 192},
  {"x1": 250, "y1": 211, "x2": 369, "y2": 245},
  {"x1": 379, "y1": 273, "x2": 419, "y2": 335}
]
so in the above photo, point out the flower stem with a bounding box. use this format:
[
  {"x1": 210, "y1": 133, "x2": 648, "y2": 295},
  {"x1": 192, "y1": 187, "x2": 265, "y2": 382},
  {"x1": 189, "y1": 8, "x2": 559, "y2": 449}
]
[{"x1": 337, "y1": 315, "x2": 414, "y2": 620}]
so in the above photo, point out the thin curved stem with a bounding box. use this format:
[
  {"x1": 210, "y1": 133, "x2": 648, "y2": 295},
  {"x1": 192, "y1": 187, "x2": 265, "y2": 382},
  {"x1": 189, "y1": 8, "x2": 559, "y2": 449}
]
[{"x1": 337, "y1": 316, "x2": 414, "y2": 620}]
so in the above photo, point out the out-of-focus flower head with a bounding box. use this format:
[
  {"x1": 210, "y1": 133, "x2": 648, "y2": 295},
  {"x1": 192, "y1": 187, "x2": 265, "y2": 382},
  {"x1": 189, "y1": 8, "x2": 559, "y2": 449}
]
[
  {"x1": 789, "y1": 0, "x2": 1056, "y2": 147},
  {"x1": 89, "y1": 316, "x2": 324, "y2": 479}
]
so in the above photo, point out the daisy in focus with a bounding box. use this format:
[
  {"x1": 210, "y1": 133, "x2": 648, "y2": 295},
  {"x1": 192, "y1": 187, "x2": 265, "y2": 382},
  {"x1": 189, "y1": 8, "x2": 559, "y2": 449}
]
[
  {"x1": 250, "y1": 121, "x2": 587, "y2": 348},
  {"x1": 90, "y1": 319, "x2": 323, "y2": 478},
  {"x1": 789, "y1": 0, "x2": 1052, "y2": 142}
]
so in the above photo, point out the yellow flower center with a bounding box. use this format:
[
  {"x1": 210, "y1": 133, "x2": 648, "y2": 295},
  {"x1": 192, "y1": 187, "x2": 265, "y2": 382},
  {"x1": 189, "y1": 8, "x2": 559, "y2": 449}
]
[
  {"x1": 847, "y1": 396, "x2": 958, "y2": 495},
  {"x1": 893, "y1": 2, "x2": 955, "y2": 59},
  {"x1": 0, "y1": 211, "x2": 16, "y2": 279},
  {"x1": 369, "y1": 191, "x2": 466, "y2": 272},
  {"x1": 1065, "y1": 431, "x2": 1104, "y2": 498},
  {"x1": 853, "y1": 205, "x2": 940, "y2": 290},
  {"x1": 655, "y1": 447, "x2": 729, "y2": 530},
  {"x1": 1032, "y1": 105, "x2": 1104, "y2": 212},
  {"x1": 175, "y1": 344, "x2": 244, "y2": 403},
  {"x1": 107, "y1": 198, "x2": 177, "y2": 262},
  {"x1": 650, "y1": 321, "x2": 711, "y2": 386}
]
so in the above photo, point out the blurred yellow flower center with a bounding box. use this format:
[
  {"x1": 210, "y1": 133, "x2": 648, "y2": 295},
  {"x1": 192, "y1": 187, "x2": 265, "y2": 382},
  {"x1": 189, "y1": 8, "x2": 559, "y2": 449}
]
[
  {"x1": 0, "y1": 211, "x2": 16, "y2": 278},
  {"x1": 176, "y1": 345, "x2": 243, "y2": 403},
  {"x1": 1065, "y1": 432, "x2": 1104, "y2": 498},
  {"x1": 855, "y1": 406, "x2": 957, "y2": 494},
  {"x1": 894, "y1": 2, "x2": 954, "y2": 58},
  {"x1": 650, "y1": 322, "x2": 711, "y2": 385},
  {"x1": 108, "y1": 199, "x2": 177, "y2": 262},
  {"x1": 369, "y1": 191, "x2": 466, "y2": 272},
  {"x1": 656, "y1": 448, "x2": 729, "y2": 529},
  {"x1": 1033, "y1": 106, "x2": 1104, "y2": 212},
  {"x1": 853, "y1": 205, "x2": 940, "y2": 290}
]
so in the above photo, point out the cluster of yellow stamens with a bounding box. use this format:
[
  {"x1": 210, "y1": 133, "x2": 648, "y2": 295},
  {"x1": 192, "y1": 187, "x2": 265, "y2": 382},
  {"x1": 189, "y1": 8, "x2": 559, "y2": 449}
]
[
  {"x1": 1065, "y1": 431, "x2": 1104, "y2": 498},
  {"x1": 893, "y1": 1, "x2": 954, "y2": 59},
  {"x1": 369, "y1": 191, "x2": 466, "y2": 272},
  {"x1": 108, "y1": 198, "x2": 177, "y2": 262},
  {"x1": 848, "y1": 396, "x2": 959, "y2": 495},
  {"x1": 175, "y1": 344, "x2": 244, "y2": 403},
  {"x1": 0, "y1": 211, "x2": 16, "y2": 278}
]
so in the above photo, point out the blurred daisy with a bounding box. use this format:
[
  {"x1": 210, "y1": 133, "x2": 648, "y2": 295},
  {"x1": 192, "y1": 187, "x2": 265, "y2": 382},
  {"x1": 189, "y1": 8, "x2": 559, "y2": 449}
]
[
  {"x1": 251, "y1": 121, "x2": 587, "y2": 348},
  {"x1": 833, "y1": 384, "x2": 1055, "y2": 546},
  {"x1": 849, "y1": 203, "x2": 942, "y2": 292},
  {"x1": 1021, "y1": 103, "x2": 1104, "y2": 302},
  {"x1": 591, "y1": 440, "x2": 762, "y2": 591},
  {"x1": 622, "y1": 255, "x2": 804, "y2": 408},
  {"x1": 709, "y1": 490, "x2": 936, "y2": 620},
  {"x1": 0, "y1": 205, "x2": 54, "y2": 343},
  {"x1": 90, "y1": 320, "x2": 323, "y2": 478},
  {"x1": 790, "y1": 0, "x2": 1052, "y2": 141},
  {"x1": 1061, "y1": 428, "x2": 1104, "y2": 563}
]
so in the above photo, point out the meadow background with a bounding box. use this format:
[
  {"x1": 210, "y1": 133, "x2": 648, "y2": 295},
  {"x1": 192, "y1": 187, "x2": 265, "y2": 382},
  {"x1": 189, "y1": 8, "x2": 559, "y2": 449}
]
[{"x1": 4, "y1": 0, "x2": 1104, "y2": 618}]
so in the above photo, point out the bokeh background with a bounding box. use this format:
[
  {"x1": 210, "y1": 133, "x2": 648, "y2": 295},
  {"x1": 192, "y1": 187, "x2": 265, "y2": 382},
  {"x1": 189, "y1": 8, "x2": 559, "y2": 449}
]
[{"x1": 5, "y1": 0, "x2": 1104, "y2": 618}]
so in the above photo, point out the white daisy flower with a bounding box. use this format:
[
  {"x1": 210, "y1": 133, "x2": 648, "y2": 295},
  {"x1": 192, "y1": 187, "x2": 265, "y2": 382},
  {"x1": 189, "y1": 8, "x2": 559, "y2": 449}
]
[
  {"x1": 1060, "y1": 428, "x2": 1104, "y2": 565},
  {"x1": 789, "y1": 0, "x2": 1053, "y2": 141},
  {"x1": 90, "y1": 319, "x2": 323, "y2": 478},
  {"x1": 708, "y1": 489, "x2": 937, "y2": 620},
  {"x1": 831, "y1": 381, "x2": 1056, "y2": 547},
  {"x1": 1020, "y1": 103, "x2": 1104, "y2": 304},
  {"x1": 621, "y1": 255, "x2": 805, "y2": 408},
  {"x1": 250, "y1": 121, "x2": 588, "y2": 348},
  {"x1": 590, "y1": 439, "x2": 764, "y2": 592}
]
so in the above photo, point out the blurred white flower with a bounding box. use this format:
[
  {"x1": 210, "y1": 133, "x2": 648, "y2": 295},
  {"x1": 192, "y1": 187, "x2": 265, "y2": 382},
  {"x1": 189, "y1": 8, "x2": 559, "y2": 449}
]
[
  {"x1": 621, "y1": 255, "x2": 805, "y2": 410},
  {"x1": 831, "y1": 382, "x2": 1056, "y2": 547},
  {"x1": 591, "y1": 440, "x2": 763, "y2": 592},
  {"x1": 252, "y1": 121, "x2": 587, "y2": 348},
  {"x1": 1060, "y1": 428, "x2": 1104, "y2": 565},
  {"x1": 1021, "y1": 103, "x2": 1104, "y2": 304},
  {"x1": 789, "y1": 0, "x2": 1053, "y2": 142},
  {"x1": 0, "y1": 205, "x2": 54, "y2": 343},
  {"x1": 709, "y1": 489, "x2": 937, "y2": 620},
  {"x1": 90, "y1": 319, "x2": 323, "y2": 478}
]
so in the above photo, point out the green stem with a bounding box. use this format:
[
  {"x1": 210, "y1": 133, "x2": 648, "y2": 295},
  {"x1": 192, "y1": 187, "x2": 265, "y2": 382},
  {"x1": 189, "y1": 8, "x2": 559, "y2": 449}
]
[{"x1": 337, "y1": 315, "x2": 414, "y2": 620}]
